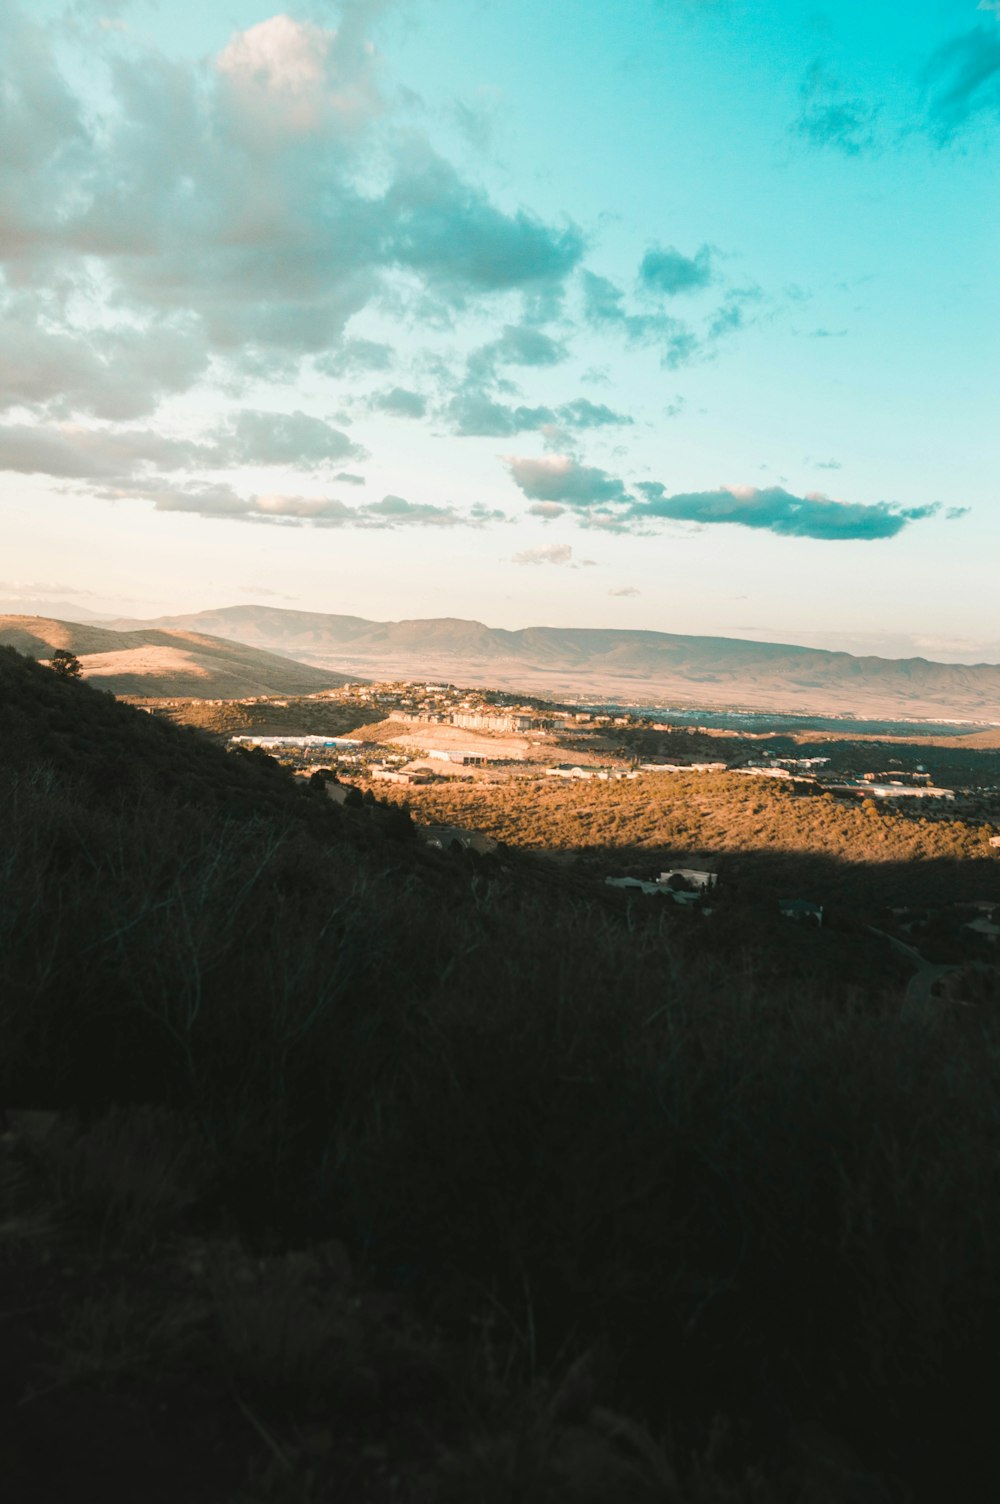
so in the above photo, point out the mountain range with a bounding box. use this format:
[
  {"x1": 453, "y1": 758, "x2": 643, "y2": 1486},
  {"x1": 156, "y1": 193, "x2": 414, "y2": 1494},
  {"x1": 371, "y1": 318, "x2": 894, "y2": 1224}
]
[{"x1": 109, "y1": 604, "x2": 1000, "y2": 722}]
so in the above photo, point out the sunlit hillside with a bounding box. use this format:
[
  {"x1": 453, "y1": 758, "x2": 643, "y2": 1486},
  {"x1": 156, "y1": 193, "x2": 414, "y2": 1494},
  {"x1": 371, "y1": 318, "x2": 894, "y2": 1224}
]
[{"x1": 0, "y1": 615, "x2": 350, "y2": 698}]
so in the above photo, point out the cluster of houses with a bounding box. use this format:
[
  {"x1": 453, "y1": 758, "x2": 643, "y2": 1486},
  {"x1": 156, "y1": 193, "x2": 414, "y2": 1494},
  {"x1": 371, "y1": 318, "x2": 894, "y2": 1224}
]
[
  {"x1": 547, "y1": 764, "x2": 639, "y2": 781},
  {"x1": 833, "y1": 780, "x2": 957, "y2": 802},
  {"x1": 890, "y1": 900, "x2": 1000, "y2": 945},
  {"x1": 639, "y1": 761, "x2": 727, "y2": 774},
  {"x1": 605, "y1": 864, "x2": 825, "y2": 926}
]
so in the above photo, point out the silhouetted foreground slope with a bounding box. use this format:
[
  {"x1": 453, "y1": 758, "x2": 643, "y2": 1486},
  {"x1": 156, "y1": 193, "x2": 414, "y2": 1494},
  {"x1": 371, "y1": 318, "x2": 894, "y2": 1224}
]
[{"x1": 4, "y1": 646, "x2": 1000, "y2": 1501}]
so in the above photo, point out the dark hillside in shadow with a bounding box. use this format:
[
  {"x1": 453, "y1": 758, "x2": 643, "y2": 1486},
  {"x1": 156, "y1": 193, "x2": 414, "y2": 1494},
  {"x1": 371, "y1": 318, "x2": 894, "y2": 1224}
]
[{"x1": 4, "y1": 646, "x2": 1000, "y2": 1502}]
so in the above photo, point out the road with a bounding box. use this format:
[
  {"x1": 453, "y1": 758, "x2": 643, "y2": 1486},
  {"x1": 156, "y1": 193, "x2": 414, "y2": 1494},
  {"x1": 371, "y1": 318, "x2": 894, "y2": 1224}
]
[{"x1": 868, "y1": 928, "x2": 958, "y2": 1005}]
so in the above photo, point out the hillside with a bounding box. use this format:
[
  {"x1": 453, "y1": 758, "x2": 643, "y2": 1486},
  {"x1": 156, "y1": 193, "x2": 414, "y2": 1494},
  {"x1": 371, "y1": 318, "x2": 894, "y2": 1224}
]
[
  {"x1": 118, "y1": 603, "x2": 1000, "y2": 721},
  {"x1": 379, "y1": 770, "x2": 1000, "y2": 909},
  {"x1": 0, "y1": 614, "x2": 351, "y2": 698},
  {"x1": 5, "y1": 646, "x2": 1000, "y2": 1500}
]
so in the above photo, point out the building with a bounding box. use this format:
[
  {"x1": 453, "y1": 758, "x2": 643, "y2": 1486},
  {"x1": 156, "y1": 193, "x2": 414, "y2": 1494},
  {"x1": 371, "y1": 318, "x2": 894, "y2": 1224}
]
[
  {"x1": 638, "y1": 762, "x2": 726, "y2": 773},
  {"x1": 231, "y1": 735, "x2": 363, "y2": 750},
  {"x1": 964, "y1": 918, "x2": 1000, "y2": 943},
  {"x1": 371, "y1": 767, "x2": 433, "y2": 785},
  {"x1": 826, "y1": 782, "x2": 956, "y2": 802},
  {"x1": 421, "y1": 825, "x2": 498, "y2": 854},
  {"x1": 606, "y1": 877, "x2": 706, "y2": 907},
  {"x1": 659, "y1": 867, "x2": 718, "y2": 891},
  {"x1": 450, "y1": 712, "x2": 541, "y2": 733},
  {"x1": 427, "y1": 749, "x2": 489, "y2": 766},
  {"x1": 546, "y1": 764, "x2": 597, "y2": 779},
  {"x1": 779, "y1": 899, "x2": 824, "y2": 926},
  {"x1": 864, "y1": 783, "x2": 956, "y2": 801}
]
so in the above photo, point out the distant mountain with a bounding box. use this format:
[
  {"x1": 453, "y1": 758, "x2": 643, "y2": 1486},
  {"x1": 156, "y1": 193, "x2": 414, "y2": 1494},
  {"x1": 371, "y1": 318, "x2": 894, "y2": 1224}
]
[
  {"x1": 115, "y1": 604, "x2": 1000, "y2": 721},
  {"x1": 0, "y1": 599, "x2": 115, "y2": 622},
  {"x1": 0, "y1": 616, "x2": 351, "y2": 699}
]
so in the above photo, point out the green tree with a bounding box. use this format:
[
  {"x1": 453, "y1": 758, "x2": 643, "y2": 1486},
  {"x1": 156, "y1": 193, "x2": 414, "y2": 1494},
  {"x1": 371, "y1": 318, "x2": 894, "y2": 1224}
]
[{"x1": 50, "y1": 649, "x2": 82, "y2": 679}]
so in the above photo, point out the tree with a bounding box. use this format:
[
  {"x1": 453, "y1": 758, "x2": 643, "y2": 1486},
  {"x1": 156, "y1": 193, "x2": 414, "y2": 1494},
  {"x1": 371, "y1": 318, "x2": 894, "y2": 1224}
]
[{"x1": 50, "y1": 649, "x2": 82, "y2": 679}]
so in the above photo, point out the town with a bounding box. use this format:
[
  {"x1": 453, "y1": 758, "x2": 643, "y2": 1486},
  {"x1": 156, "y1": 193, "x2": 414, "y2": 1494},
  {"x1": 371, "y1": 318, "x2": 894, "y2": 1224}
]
[
  {"x1": 178, "y1": 678, "x2": 1000, "y2": 819},
  {"x1": 131, "y1": 677, "x2": 1000, "y2": 1002}
]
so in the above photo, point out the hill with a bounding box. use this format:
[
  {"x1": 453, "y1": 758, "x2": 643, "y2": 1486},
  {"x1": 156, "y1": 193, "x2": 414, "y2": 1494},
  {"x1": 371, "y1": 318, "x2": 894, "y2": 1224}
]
[
  {"x1": 4, "y1": 646, "x2": 1000, "y2": 1500},
  {"x1": 0, "y1": 614, "x2": 351, "y2": 698},
  {"x1": 118, "y1": 603, "x2": 1000, "y2": 721},
  {"x1": 379, "y1": 769, "x2": 1000, "y2": 908},
  {"x1": 0, "y1": 597, "x2": 114, "y2": 621}
]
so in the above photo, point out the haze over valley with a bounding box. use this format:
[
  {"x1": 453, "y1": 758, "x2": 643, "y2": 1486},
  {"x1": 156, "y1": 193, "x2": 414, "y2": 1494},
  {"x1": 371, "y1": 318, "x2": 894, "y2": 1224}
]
[{"x1": 106, "y1": 603, "x2": 1000, "y2": 721}]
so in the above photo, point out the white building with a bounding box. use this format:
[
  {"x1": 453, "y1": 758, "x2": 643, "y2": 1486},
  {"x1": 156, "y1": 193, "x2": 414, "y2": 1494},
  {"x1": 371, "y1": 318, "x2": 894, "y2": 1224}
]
[
  {"x1": 450, "y1": 712, "x2": 538, "y2": 733},
  {"x1": 231, "y1": 735, "x2": 363, "y2": 750},
  {"x1": 427, "y1": 749, "x2": 489, "y2": 765},
  {"x1": 606, "y1": 877, "x2": 706, "y2": 907},
  {"x1": 864, "y1": 783, "x2": 955, "y2": 801},
  {"x1": 659, "y1": 868, "x2": 718, "y2": 891},
  {"x1": 964, "y1": 918, "x2": 1000, "y2": 942},
  {"x1": 638, "y1": 762, "x2": 726, "y2": 773}
]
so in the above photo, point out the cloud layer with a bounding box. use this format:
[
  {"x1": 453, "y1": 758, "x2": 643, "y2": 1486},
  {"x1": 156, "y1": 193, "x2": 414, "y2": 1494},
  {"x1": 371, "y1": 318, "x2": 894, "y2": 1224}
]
[
  {"x1": 503, "y1": 461, "x2": 956, "y2": 542},
  {"x1": 630, "y1": 484, "x2": 942, "y2": 540}
]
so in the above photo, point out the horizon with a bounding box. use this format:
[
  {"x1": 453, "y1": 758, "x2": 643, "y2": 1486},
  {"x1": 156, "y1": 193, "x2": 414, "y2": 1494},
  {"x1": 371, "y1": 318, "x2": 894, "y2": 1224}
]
[
  {"x1": 5, "y1": 597, "x2": 1000, "y2": 673},
  {"x1": 2, "y1": 1, "x2": 997, "y2": 663}
]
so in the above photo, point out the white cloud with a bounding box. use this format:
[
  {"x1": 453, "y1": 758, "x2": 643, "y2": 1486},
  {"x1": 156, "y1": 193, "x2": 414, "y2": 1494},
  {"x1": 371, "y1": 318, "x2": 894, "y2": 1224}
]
[
  {"x1": 505, "y1": 454, "x2": 629, "y2": 507},
  {"x1": 512, "y1": 543, "x2": 574, "y2": 565},
  {"x1": 0, "y1": 4, "x2": 583, "y2": 420}
]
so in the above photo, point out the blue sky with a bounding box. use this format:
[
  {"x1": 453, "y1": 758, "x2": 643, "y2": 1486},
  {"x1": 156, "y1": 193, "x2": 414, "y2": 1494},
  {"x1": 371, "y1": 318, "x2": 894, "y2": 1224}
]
[{"x1": 1, "y1": 0, "x2": 998, "y2": 658}]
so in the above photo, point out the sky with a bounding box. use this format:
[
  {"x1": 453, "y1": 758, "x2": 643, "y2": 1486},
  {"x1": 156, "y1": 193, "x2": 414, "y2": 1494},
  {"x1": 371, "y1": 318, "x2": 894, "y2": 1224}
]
[{"x1": 1, "y1": 0, "x2": 998, "y2": 660}]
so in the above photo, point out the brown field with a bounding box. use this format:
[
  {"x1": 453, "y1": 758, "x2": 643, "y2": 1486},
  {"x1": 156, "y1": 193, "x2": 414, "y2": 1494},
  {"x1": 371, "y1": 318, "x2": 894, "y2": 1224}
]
[{"x1": 367, "y1": 717, "x2": 544, "y2": 763}]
